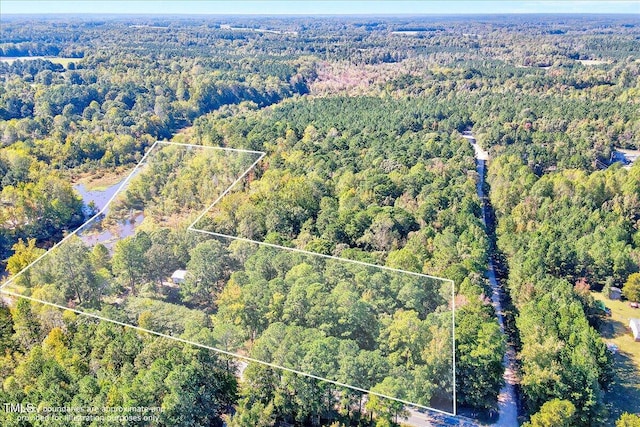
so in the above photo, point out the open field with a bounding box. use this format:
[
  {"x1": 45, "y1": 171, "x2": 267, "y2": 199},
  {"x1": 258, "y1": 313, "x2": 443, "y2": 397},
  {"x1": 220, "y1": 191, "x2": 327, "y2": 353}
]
[
  {"x1": 0, "y1": 56, "x2": 81, "y2": 67},
  {"x1": 592, "y1": 291, "x2": 640, "y2": 420}
]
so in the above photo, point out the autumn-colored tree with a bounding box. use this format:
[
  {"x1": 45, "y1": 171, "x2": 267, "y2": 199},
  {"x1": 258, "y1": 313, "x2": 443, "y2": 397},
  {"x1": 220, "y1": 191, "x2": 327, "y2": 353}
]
[
  {"x1": 6, "y1": 238, "x2": 46, "y2": 287},
  {"x1": 623, "y1": 273, "x2": 640, "y2": 302},
  {"x1": 523, "y1": 399, "x2": 576, "y2": 427}
]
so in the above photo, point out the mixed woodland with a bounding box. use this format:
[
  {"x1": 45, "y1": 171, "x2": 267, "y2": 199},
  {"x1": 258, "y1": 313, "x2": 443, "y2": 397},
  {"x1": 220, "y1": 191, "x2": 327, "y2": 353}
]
[{"x1": 1, "y1": 13, "x2": 639, "y2": 427}]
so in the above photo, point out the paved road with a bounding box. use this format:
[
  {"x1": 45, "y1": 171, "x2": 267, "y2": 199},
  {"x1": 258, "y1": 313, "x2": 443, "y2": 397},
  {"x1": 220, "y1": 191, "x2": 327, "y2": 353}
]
[
  {"x1": 486, "y1": 264, "x2": 519, "y2": 427},
  {"x1": 468, "y1": 132, "x2": 519, "y2": 427},
  {"x1": 402, "y1": 408, "x2": 482, "y2": 427},
  {"x1": 400, "y1": 135, "x2": 494, "y2": 427},
  {"x1": 394, "y1": 133, "x2": 511, "y2": 427},
  {"x1": 462, "y1": 132, "x2": 489, "y2": 161},
  {"x1": 403, "y1": 409, "x2": 438, "y2": 426}
]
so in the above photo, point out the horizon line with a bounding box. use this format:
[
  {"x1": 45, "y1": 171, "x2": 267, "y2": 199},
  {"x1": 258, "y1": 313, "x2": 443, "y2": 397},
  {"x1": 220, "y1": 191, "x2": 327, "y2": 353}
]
[{"x1": 2, "y1": 12, "x2": 639, "y2": 16}]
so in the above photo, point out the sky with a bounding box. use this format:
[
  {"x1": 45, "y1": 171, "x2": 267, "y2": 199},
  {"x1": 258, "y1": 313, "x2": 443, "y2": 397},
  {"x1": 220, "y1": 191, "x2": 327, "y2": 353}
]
[{"x1": 1, "y1": 1, "x2": 638, "y2": 15}]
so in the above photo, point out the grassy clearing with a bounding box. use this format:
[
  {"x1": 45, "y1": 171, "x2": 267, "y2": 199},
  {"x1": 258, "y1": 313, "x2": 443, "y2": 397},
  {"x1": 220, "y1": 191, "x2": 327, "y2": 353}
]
[
  {"x1": 49, "y1": 57, "x2": 82, "y2": 67},
  {"x1": 72, "y1": 168, "x2": 128, "y2": 191},
  {"x1": 0, "y1": 57, "x2": 81, "y2": 68},
  {"x1": 578, "y1": 59, "x2": 611, "y2": 66},
  {"x1": 592, "y1": 291, "x2": 640, "y2": 421}
]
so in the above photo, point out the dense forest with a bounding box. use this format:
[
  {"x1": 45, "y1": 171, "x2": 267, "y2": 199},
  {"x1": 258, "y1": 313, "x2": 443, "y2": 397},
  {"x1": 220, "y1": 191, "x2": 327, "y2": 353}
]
[{"x1": 1, "y1": 13, "x2": 640, "y2": 427}]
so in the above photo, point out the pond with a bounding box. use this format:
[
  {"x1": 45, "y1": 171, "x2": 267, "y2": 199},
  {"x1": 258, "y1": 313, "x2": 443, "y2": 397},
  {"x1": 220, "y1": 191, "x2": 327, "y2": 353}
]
[
  {"x1": 79, "y1": 213, "x2": 145, "y2": 250},
  {"x1": 74, "y1": 179, "x2": 126, "y2": 215},
  {"x1": 73, "y1": 177, "x2": 145, "y2": 250}
]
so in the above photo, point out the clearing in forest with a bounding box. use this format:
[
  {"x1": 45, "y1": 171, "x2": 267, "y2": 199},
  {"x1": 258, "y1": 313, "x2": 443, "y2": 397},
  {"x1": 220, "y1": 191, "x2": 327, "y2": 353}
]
[{"x1": 0, "y1": 142, "x2": 456, "y2": 415}]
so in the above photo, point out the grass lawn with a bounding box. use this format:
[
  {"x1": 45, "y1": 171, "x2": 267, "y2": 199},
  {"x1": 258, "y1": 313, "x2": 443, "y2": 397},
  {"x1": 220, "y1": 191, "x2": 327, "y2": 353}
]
[{"x1": 592, "y1": 291, "x2": 640, "y2": 421}]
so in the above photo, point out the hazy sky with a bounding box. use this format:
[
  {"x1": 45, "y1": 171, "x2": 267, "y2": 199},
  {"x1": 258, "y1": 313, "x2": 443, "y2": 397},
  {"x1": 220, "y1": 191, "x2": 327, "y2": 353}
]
[{"x1": 2, "y1": 1, "x2": 639, "y2": 15}]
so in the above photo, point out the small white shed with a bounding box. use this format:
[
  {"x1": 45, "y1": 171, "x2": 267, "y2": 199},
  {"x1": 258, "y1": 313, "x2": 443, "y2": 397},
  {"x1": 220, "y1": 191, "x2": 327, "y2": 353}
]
[
  {"x1": 171, "y1": 269, "x2": 188, "y2": 284},
  {"x1": 630, "y1": 318, "x2": 640, "y2": 342}
]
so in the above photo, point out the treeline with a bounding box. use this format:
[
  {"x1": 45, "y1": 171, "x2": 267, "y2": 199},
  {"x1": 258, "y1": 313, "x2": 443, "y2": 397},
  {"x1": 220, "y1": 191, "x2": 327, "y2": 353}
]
[
  {"x1": 376, "y1": 63, "x2": 639, "y2": 169},
  {"x1": 3, "y1": 15, "x2": 638, "y2": 64},
  {"x1": 0, "y1": 299, "x2": 238, "y2": 427},
  {"x1": 193, "y1": 96, "x2": 485, "y2": 286},
  {"x1": 0, "y1": 162, "x2": 85, "y2": 264},
  {"x1": 9, "y1": 224, "x2": 455, "y2": 424},
  {"x1": 488, "y1": 156, "x2": 640, "y2": 425},
  {"x1": 2, "y1": 13, "x2": 638, "y2": 263},
  {"x1": 310, "y1": 60, "x2": 638, "y2": 170},
  {"x1": 2, "y1": 13, "x2": 639, "y2": 426},
  {"x1": 0, "y1": 42, "x2": 64, "y2": 57},
  {"x1": 0, "y1": 53, "x2": 315, "y2": 131},
  {"x1": 5, "y1": 94, "x2": 506, "y2": 424},
  {"x1": 184, "y1": 96, "x2": 505, "y2": 417},
  {"x1": 0, "y1": 44, "x2": 316, "y2": 262}
]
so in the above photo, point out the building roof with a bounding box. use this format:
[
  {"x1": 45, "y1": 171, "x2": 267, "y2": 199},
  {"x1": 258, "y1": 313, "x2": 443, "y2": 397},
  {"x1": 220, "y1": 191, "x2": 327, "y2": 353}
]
[{"x1": 171, "y1": 269, "x2": 188, "y2": 280}]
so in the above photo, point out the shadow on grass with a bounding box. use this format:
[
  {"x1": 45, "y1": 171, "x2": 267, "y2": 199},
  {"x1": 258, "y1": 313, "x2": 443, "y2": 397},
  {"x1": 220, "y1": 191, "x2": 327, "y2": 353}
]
[
  {"x1": 606, "y1": 351, "x2": 640, "y2": 423},
  {"x1": 600, "y1": 317, "x2": 627, "y2": 340}
]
